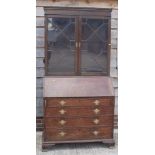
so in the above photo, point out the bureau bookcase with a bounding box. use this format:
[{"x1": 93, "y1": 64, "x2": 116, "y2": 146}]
[{"x1": 42, "y1": 7, "x2": 114, "y2": 150}]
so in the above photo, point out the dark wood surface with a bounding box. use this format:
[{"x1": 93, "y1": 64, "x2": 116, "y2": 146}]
[
  {"x1": 46, "y1": 97, "x2": 113, "y2": 107},
  {"x1": 36, "y1": 115, "x2": 118, "y2": 131},
  {"x1": 44, "y1": 76, "x2": 114, "y2": 97},
  {"x1": 43, "y1": 96, "x2": 115, "y2": 149},
  {"x1": 44, "y1": 7, "x2": 111, "y2": 17},
  {"x1": 45, "y1": 127, "x2": 113, "y2": 141},
  {"x1": 45, "y1": 106, "x2": 114, "y2": 117},
  {"x1": 44, "y1": 116, "x2": 113, "y2": 128},
  {"x1": 42, "y1": 77, "x2": 115, "y2": 149}
]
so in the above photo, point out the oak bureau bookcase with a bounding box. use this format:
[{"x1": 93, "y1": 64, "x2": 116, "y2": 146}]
[{"x1": 42, "y1": 7, "x2": 115, "y2": 150}]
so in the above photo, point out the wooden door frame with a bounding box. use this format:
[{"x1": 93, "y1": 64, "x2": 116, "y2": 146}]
[{"x1": 44, "y1": 15, "x2": 79, "y2": 76}]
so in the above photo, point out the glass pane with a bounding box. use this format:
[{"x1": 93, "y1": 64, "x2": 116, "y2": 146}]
[
  {"x1": 81, "y1": 18, "x2": 109, "y2": 75},
  {"x1": 47, "y1": 17, "x2": 75, "y2": 75}
]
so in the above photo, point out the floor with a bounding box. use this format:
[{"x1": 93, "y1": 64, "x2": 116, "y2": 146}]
[{"x1": 36, "y1": 130, "x2": 118, "y2": 155}]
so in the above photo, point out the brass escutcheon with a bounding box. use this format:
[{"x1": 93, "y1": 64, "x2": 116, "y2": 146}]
[
  {"x1": 93, "y1": 131, "x2": 99, "y2": 136},
  {"x1": 93, "y1": 108, "x2": 100, "y2": 114},
  {"x1": 59, "y1": 131, "x2": 66, "y2": 137},
  {"x1": 59, "y1": 120, "x2": 66, "y2": 125},
  {"x1": 93, "y1": 119, "x2": 100, "y2": 124},
  {"x1": 94, "y1": 100, "x2": 100, "y2": 106},
  {"x1": 59, "y1": 109, "x2": 66, "y2": 115},
  {"x1": 59, "y1": 100, "x2": 66, "y2": 106}
]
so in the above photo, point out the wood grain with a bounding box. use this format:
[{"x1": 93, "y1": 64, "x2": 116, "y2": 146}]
[
  {"x1": 46, "y1": 97, "x2": 113, "y2": 107},
  {"x1": 45, "y1": 106, "x2": 114, "y2": 117},
  {"x1": 45, "y1": 127, "x2": 113, "y2": 141},
  {"x1": 45, "y1": 115, "x2": 113, "y2": 128}
]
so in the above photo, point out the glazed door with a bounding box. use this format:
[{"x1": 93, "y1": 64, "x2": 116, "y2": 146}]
[
  {"x1": 45, "y1": 16, "x2": 78, "y2": 75},
  {"x1": 45, "y1": 15, "x2": 111, "y2": 76},
  {"x1": 79, "y1": 17, "x2": 110, "y2": 76}
]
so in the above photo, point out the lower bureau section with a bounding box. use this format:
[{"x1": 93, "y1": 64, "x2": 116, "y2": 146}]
[
  {"x1": 43, "y1": 96, "x2": 115, "y2": 150},
  {"x1": 44, "y1": 127, "x2": 113, "y2": 141}
]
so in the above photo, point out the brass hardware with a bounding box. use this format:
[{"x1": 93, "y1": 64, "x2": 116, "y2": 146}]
[
  {"x1": 59, "y1": 131, "x2": 66, "y2": 137},
  {"x1": 108, "y1": 43, "x2": 111, "y2": 46},
  {"x1": 79, "y1": 42, "x2": 81, "y2": 48},
  {"x1": 59, "y1": 100, "x2": 66, "y2": 106},
  {"x1": 93, "y1": 131, "x2": 99, "y2": 136},
  {"x1": 94, "y1": 108, "x2": 100, "y2": 114},
  {"x1": 93, "y1": 119, "x2": 100, "y2": 124},
  {"x1": 94, "y1": 100, "x2": 100, "y2": 105},
  {"x1": 59, "y1": 120, "x2": 66, "y2": 125},
  {"x1": 59, "y1": 109, "x2": 66, "y2": 115},
  {"x1": 76, "y1": 42, "x2": 78, "y2": 48},
  {"x1": 76, "y1": 42, "x2": 81, "y2": 48}
]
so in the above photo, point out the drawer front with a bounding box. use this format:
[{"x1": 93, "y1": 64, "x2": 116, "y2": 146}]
[
  {"x1": 45, "y1": 106, "x2": 114, "y2": 117},
  {"x1": 45, "y1": 127, "x2": 113, "y2": 141},
  {"x1": 46, "y1": 97, "x2": 113, "y2": 107},
  {"x1": 45, "y1": 115, "x2": 114, "y2": 128}
]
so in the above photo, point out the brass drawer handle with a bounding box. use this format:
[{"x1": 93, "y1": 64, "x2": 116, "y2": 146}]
[
  {"x1": 94, "y1": 100, "x2": 100, "y2": 106},
  {"x1": 93, "y1": 119, "x2": 100, "y2": 124},
  {"x1": 59, "y1": 109, "x2": 66, "y2": 115},
  {"x1": 59, "y1": 100, "x2": 66, "y2": 106},
  {"x1": 59, "y1": 131, "x2": 66, "y2": 137},
  {"x1": 93, "y1": 108, "x2": 100, "y2": 114},
  {"x1": 93, "y1": 131, "x2": 99, "y2": 136},
  {"x1": 59, "y1": 120, "x2": 66, "y2": 125}
]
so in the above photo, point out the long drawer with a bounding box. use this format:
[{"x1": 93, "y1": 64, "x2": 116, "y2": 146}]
[
  {"x1": 45, "y1": 115, "x2": 113, "y2": 128},
  {"x1": 45, "y1": 97, "x2": 114, "y2": 107},
  {"x1": 45, "y1": 106, "x2": 113, "y2": 117},
  {"x1": 44, "y1": 127, "x2": 113, "y2": 141}
]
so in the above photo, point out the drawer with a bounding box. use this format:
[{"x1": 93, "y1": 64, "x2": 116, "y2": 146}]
[
  {"x1": 45, "y1": 106, "x2": 114, "y2": 117},
  {"x1": 45, "y1": 127, "x2": 113, "y2": 141},
  {"x1": 45, "y1": 97, "x2": 113, "y2": 107},
  {"x1": 45, "y1": 115, "x2": 113, "y2": 128}
]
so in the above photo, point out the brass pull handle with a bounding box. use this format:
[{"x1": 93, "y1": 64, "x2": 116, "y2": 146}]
[
  {"x1": 93, "y1": 119, "x2": 100, "y2": 124},
  {"x1": 59, "y1": 131, "x2": 66, "y2": 137},
  {"x1": 76, "y1": 42, "x2": 81, "y2": 48},
  {"x1": 94, "y1": 100, "x2": 100, "y2": 106},
  {"x1": 108, "y1": 43, "x2": 111, "y2": 46},
  {"x1": 59, "y1": 109, "x2": 66, "y2": 115},
  {"x1": 79, "y1": 42, "x2": 81, "y2": 48},
  {"x1": 59, "y1": 100, "x2": 66, "y2": 106},
  {"x1": 59, "y1": 120, "x2": 66, "y2": 125},
  {"x1": 93, "y1": 108, "x2": 100, "y2": 114},
  {"x1": 76, "y1": 42, "x2": 78, "y2": 48},
  {"x1": 93, "y1": 131, "x2": 99, "y2": 136}
]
